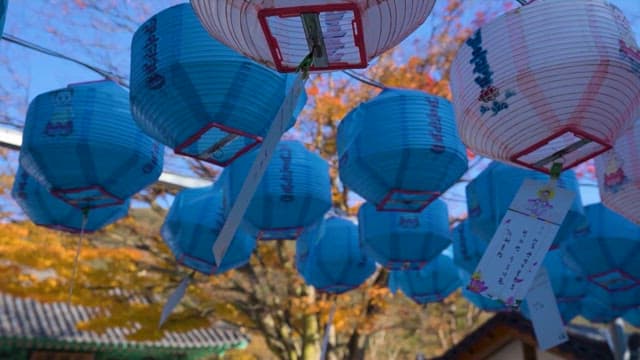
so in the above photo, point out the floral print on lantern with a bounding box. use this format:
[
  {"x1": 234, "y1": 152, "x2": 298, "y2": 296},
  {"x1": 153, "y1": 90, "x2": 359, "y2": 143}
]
[
  {"x1": 466, "y1": 29, "x2": 516, "y2": 116},
  {"x1": 45, "y1": 89, "x2": 74, "y2": 137},
  {"x1": 603, "y1": 152, "x2": 628, "y2": 193}
]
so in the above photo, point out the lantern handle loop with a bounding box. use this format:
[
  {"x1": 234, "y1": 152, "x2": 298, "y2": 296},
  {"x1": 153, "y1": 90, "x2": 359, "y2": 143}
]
[
  {"x1": 549, "y1": 162, "x2": 563, "y2": 181},
  {"x1": 296, "y1": 47, "x2": 317, "y2": 80}
]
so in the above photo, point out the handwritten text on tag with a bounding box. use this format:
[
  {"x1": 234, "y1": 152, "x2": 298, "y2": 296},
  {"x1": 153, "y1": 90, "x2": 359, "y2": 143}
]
[{"x1": 468, "y1": 179, "x2": 575, "y2": 305}]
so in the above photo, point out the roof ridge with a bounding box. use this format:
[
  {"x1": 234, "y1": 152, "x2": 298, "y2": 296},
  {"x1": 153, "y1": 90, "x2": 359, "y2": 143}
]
[{"x1": 0, "y1": 293, "x2": 248, "y2": 351}]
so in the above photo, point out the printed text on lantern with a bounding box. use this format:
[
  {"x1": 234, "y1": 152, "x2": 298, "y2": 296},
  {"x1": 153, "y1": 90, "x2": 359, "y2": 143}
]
[
  {"x1": 279, "y1": 145, "x2": 294, "y2": 202},
  {"x1": 466, "y1": 29, "x2": 515, "y2": 116},
  {"x1": 142, "y1": 17, "x2": 166, "y2": 90},
  {"x1": 426, "y1": 97, "x2": 445, "y2": 153}
]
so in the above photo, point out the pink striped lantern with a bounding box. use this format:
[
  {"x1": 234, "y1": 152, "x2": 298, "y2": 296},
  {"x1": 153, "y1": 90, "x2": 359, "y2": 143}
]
[
  {"x1": 450, "y1": 0, "x2": 640, "y2": 174},
  {"x1": 190, "y1": 0, "x2": 435, "y2": 72},
  {"x1": 596, "y1": 118, "x2": 640, "y2": 224}
]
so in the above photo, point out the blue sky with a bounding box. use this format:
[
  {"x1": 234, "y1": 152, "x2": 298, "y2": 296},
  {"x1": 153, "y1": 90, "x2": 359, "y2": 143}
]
[
  {"x1": 6, "y1": 0, "x2": 636, "y2": 111},
  {"x1": 0, "y1": 0, "x2": 639, "y2": 218}
]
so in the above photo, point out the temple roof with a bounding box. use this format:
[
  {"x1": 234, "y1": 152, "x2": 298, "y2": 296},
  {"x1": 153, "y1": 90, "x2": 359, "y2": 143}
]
[{"x1": 0, "y1": 293, "x2": 248, "y2": 353}]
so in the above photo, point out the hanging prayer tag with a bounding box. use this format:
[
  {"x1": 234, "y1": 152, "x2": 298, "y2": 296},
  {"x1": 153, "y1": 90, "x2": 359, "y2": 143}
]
[
  {"x1": 467, "y1": 178, "x2": 575, "y2": 305},
  {"x1": 213, "y1": 74, "x2": 307, "y2": 265},
  {"x1": 320, "y1": 302, "x2": 337, "y2": 360},
  {"x1": 159, "y1": 273, "x2": 193, "y2": 328},
  {"x1": 525, "y1": 267, "x2": 568, "y2": 350}
]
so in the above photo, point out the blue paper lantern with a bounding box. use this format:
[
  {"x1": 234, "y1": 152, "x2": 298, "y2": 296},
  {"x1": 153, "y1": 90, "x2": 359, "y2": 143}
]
[
  {"x1": 338, "y1": 89, "x2": 467, "y2": 212},
  {"x1": 464, "y1": 163, "x2": 492, "y2": 236},
  {"x1": 296, "y1": 217, "x2": 376, "y2": 294},
  {"x1": 463, "y1": 287, "x2": 509, "y2": 312},
  {"x1": 12, "y1": 166, "x2": 128, "y2": 233},
  {"x1": 466, "y1": 161, "x2": 585, "y2": 248},
  {"x1": 223, "y1": 140, "x2": 332, "y2": 240},
  {"x1": 580, "y1": 288, "x2": 626, "y2": 324},
  {"x1": 130, "y1": 3, "x2": 307, "y2": 167},
  {"x1": 19, "y1": 80, "x2": 163, "y2": 210},
  {"x1": 358, "y1": 199, "x2": 451, "y2": 270},
  {"x1": 563, "y1": 203, "x2": 640, "y2": 310},
  {"x1": 545, "y1": 250, "x2": 588, "y2": 304},
  {"x1": 452, "y1": 220, "x2": 487, "y2": 274},
  {"x1": 161, "y1": 187, "x2": 256, "y2": 275},
  {"x1": 0, "y1": 0, "x2": 7, "y2": 36},
  {"x1": 623, "y1": 308, "x2": 640, "y2": 328},
  {"x1": 459, "y1": 271, "x2": 508, "y2": 312},
  {"x1": 558, "y1": 303, "x2": 582, "y2": 324},
  {"x1": 389, "y1": 254, "x2": 461, "y2": 304}
]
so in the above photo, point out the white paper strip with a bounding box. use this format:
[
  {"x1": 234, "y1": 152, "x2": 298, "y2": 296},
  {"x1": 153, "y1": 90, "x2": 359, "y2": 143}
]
[
  {"x1": 213, "y1": 74, "x2": 307, "y2": 265},
  {"x1": 468, "y1": 179, "x2": 575, "y2": 305},
  {"x1": 159, "y1": 275, "x2": 191, "y2": 327},
  {"x1": 525, "y1": 267, "x2": 568, "y2": 350},
  {"x1": 320, "y1": 302, "x2": 337, "y2": 360}
]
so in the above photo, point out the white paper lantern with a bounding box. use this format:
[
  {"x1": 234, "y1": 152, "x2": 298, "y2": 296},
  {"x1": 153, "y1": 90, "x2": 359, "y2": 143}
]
[
  {"x1": 596, "y1": 118, "x2": 640, "y2": 224},
  {"x1": 450, "y1": 0, "x2": 640, "y2": 174},
  {"x1": 190, "y1": 0, "x2": 435, "y2": 72}
]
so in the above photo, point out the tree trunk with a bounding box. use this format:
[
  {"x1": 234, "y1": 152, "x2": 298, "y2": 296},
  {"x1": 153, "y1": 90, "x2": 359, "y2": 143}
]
[
  {"x1": 301, "y1": 287, "x2": 320, "y2": 360},
  {"x1": 346, "y1": 331, "x2": 368, "y2": 360},
  {"x1": 437, "y1": 328, "x2": 449, "y2": 351},
  {"x1": 302, "y1": 312, "x2": 320, "y2": 360}
]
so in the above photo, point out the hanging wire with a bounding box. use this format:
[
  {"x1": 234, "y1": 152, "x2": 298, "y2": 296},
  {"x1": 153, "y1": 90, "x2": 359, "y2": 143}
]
[
  {"x1": 342, "y1": 70, "x2": 387, "y2": 89},
  {"x1": 1, "y1": 32, "x2": 392, "y2": 92},
  {"x1": 1, "y1": 33, "x2": 129, "y2": 88}
]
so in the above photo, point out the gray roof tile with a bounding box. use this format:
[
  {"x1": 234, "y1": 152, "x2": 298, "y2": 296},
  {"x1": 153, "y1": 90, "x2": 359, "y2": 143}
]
[{"x1": 0, "y1": 293, "x2": 248, "y2": 350}]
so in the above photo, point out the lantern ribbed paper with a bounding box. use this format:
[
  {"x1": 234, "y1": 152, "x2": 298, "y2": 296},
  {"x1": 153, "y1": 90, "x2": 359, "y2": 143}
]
[
  {"x1": 223, "y1": 140, "x2": 332, "y2": 240},
  {"x1": 388, "y1": 255, "x2": 460, "y2": 305},
  {"x1": 338, "y1": 89, "x2": 467, "y2": 212},
  {"x1": 450, "y1": 0, "x2": 640, "y2": 174},
  {"x1": 562, "y1": 203, "x2": 640, "y2": 310},
  {"x1": 191, "y1": 0, "x2": 435, "y2": 72},
  {"x1": 162, "y1": 187, "x2": 256, "y2": 275},
  {"x1": 0, "y1": 0, "x2": 7, "y2": 36},
  {"x1": 359, "y1": 199, "x2": 451, "y2": 270},
  {"x1": 296, "y1": 217, "x2": 376, "y2": 294},
  {"x1": 452, "y1": 220, "x2": 487, "y2": 274},
  {"x1": 130, "y1": 4, "x2": 307, "y2": 167},
  {"x1": 12, "y1": 167, "x2": 128, "y2": 233},
  {"x1": 460, "y1": 271, "x2": 508, "y2": 312},
  {"x1": 466, "y1": 162, "x2": 584, "y2": 248},
  {"x1": 19, "y1": 80, "x2": 163, "y2": 210},
  {"x1": 595, "y1": 118, "x2": 640, "y2": 224}
]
